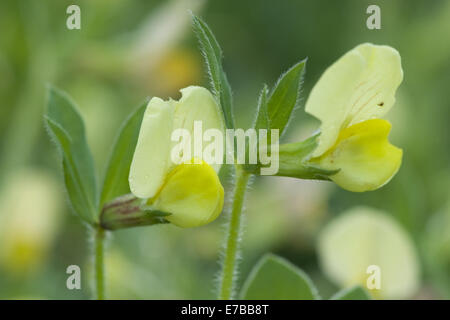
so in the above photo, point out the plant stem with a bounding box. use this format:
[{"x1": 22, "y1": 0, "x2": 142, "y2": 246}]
[
  {"x1": 219, "y1": 166, "x2": 251, "y2": 300},
  {"x1": 94, "y1": 226, "x2": 105, "y2": 300}
]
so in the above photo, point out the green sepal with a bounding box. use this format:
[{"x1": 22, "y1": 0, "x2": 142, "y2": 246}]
[
  {"x1": 100, "y1": 194, "x2": 170, "y2": 230},
  {"x1": 244, "y1": 133, "x2": 339, "y2": 180},
  {"x1": 276, "y1": 134, "x2": 339, "y2": 180}
]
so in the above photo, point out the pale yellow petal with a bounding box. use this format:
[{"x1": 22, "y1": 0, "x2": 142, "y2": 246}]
[
  {"x1": 129, "y1": 86, "x2": 225, "y2": 200},
  {"x1": 305, "y1": 49, "x2": 365, "y2": 156},
  {"x1": 306, "y1": 43, "x2": 403, "y2": 156},
  {"x1": 172, "y1": 86, "x2": 225, "y2": 172},
  {"x1": 151, "y1": 160, "x2": 224, "y2": 228},
  {"x1": 346, "y1": 44, "x2": 403, "y2": 125},
  {"x1": 129, "y1": 97, "x2": 175, "y2": 198},
  {"x1": 311, "y1": 119, "x2": 402, "y2": 192},
  {"x1": 318, "y1": 207, "x2": 420, "y2": 299}
]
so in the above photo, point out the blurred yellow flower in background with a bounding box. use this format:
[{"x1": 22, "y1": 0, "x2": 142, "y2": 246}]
[
  {"x1": 317, "y1": 206, "x2": 420, "y2": 299},
  {"x1": 0, "y1": 169, "x2": 62, "y2": 275},
  {"x1": 147, "y1": 48, "x2": 202, "y2": 96},
  {"x1": 130, "y1": 0, "x2": 204, "y2": 96}
]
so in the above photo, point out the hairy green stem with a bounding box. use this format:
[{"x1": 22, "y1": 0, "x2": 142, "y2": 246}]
[
  {"x1": 94, "y1": 226, "x2": 105, "y2": 300},
  {"x1": 219, "y1": 166, "x2": 251, "y2": 300}
]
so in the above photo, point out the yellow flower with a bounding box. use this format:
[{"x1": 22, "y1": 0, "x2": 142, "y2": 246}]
[
  {"x1": 318, "y1": 206, "x2": 420, "y2": 299},
  {"x1": 0, "y1": 169, "x2": 62, "y2": 275},
  {"x1": 129, "y1": 86, "x2": 225, "y2": 228},
  {"x1": 305, "y1": 43, "x2": 403, "y2": 192}
]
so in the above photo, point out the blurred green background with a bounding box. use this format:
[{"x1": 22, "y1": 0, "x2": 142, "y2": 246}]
[{"x1": 0, "y1": 0, "x2": 449, "y2": 299}]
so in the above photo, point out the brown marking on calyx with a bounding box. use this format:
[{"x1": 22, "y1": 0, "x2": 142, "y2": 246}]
[{"x1": 118, "y1": 206, "x2": 141, "y2": 215}]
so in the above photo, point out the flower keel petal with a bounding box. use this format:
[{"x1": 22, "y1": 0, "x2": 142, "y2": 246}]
[
  {"x1": 151, "y1": 160, "x2": 224, "y2": 228},
  {"x1": 311, "y1": 119, "x2": 402, "y2": 192}
]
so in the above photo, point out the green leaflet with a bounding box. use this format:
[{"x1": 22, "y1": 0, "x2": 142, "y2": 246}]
[
  {"x1": 249, "y1": 60, "x2": 306, "y2": 171},
  {"x1": 240, "y1": 254, "x2": 320, "y2": 300},
  {"x1": 253, "y1": 84, "x2": 269, "y2": 131},
  {"x1": 191, "y1": 14, "x2": 234, "y2": 130},
  {"x1": 330, "y1": 285, "x2": 372, "y2": 300},
  {"x1": 44, "y1": 86, "x2": 98, "y2": 224},
  {"x1": 240, "y1": 254, "x2": 372, "y2": 300},
  {"x1": 266, "y1": 59, "x2": 306, "y2": 137},
  {"x1": 100, "y1": 101, "x2": 147, "y2": 207}
]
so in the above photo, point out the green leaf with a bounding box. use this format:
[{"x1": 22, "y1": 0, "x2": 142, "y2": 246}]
[
  {"x1": 330, "y1": 285, "x2": 372, "y2": 300},
  {"x1": 99, "y1": 101, "x2": 147, "y2": 207},
  {"x1": 191, "y1": 14, "x2": 234, "y2": 129},
  {"x1": 253, "y1": 84, "x2": 269, "y2": 130},
  {"x1": 267, "y1": 59, "x2": 306, "y2": 137},
  {"x1": 242, "y1": 85, "x2": 270, "y2": 173},
  {"x1": 44, "y1": 86, "x2": 98, "y2": 224},
  {"x1": 240, "y1": 254, "x2": 320, "y2": 300}
]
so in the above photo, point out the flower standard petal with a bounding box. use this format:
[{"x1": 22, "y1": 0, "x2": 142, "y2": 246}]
[
  {"x1": 346, "y1": 44, "x2": 403, "y2": 126},
  {"x1": 173, "y1": 86, "x2": 225, "y2": 173},
  {"x1": 129, "y1": 97, "x2": 175, "y2": 198},
  {"x1": 311, "y1": 119, "x2": 402, "y2": 192},
  {"x1": 129, "y1": 86, "x2": 225, "y2": 200},
  {"x1": 305, "y1": 43, "x2": 403, "y2": 157},
  {"x1": 305, "y1": 49, "x2": 365, "y2": 156}
]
